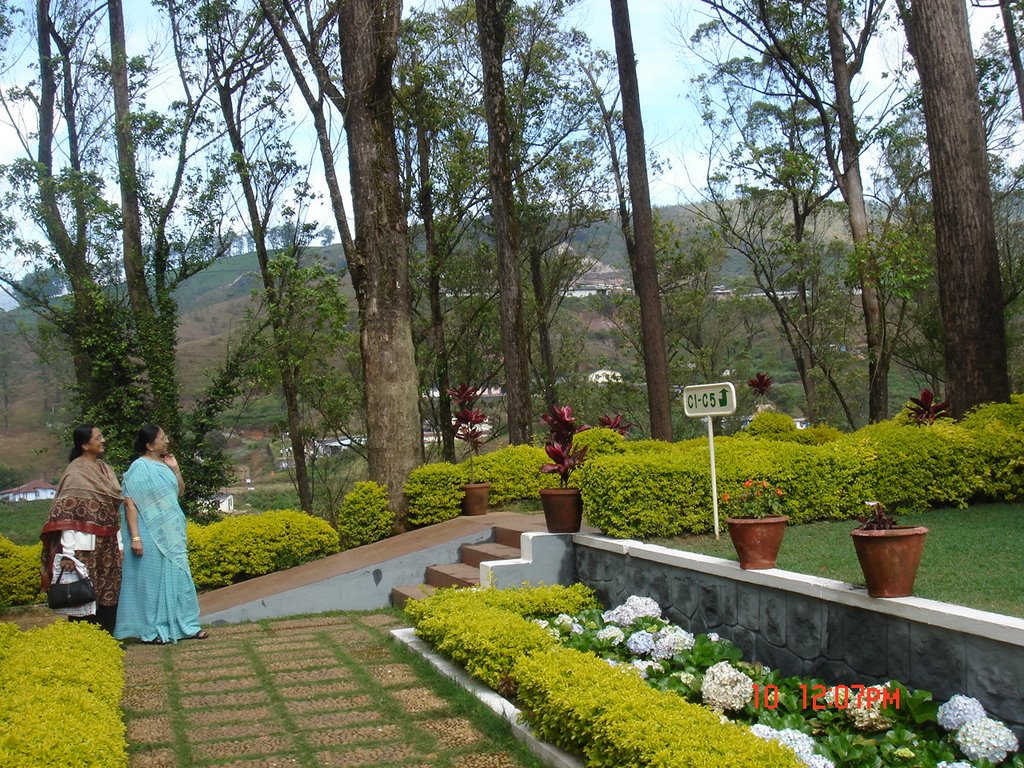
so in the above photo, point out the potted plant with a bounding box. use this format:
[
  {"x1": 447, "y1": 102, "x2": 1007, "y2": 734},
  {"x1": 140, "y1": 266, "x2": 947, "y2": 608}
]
[
  {"x1": 721, "y1": 479, "x2": 788, "y2": 569},
  {"x1": 539, "y1": 404, "x2": 589, "y2": 533},
  {"x1": 851, "y1": 501, "x2": 928, "y2": 597},
  {"x1": 448, "y1": 384, "x2": 490, "y2": 516}
]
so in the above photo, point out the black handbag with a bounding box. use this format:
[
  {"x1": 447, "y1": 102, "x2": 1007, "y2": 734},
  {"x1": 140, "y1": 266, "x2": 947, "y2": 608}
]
[{"x1": 47, "y1": 568, "x2": 96, "y2": 609}]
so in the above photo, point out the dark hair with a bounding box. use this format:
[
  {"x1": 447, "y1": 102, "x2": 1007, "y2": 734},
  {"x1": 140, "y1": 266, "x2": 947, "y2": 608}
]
[
  {"x1": 69, "y1": 424, "x2": 97, "y2": 461},
  {"x1": 134, "y1": 424, "x2": 163, "y2": 455}
]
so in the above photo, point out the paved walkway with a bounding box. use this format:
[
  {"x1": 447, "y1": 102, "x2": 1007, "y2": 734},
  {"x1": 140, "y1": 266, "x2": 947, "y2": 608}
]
[{"x1": 5, "y1": 607, "x2": 544, "y2": 768}]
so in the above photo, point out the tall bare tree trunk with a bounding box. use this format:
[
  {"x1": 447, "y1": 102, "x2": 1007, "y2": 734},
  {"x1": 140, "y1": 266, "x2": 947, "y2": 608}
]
[
  {"x1": 475, "y1": 0, "x2": 533, "y2": 444},
  {"x1": 609, "y1": 0, "x2": 672, "y2": 440},
  {"x1": 999, "y1": 0, "x2": 1024, "y2": 121},
  {"x1": 109, "y1": 0, "x2": 183, "y2": 433},
  {"x1": 338, "y1": 0, "x2": 423, "y2": 520},
  {"x1": 900, "y1": 0, "x2": 1011, "y2": 416},
  {"x1": 825, "y1": 0, "x2": 887, "y2": 421},
  {"x1": 414, "y1": 87, "x2": 456, "y2": 464}
]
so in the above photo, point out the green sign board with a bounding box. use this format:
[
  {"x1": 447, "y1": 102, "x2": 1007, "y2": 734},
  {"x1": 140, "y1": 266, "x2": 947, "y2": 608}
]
[{"x1": 682, "y1": 382, "x2": 737, "y2": 418}]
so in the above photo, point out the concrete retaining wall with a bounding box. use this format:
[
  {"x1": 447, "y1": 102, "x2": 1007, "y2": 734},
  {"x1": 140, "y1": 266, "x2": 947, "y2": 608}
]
[{"x1": 488, "y1": 533, "x2": 1024, "y2": 732}]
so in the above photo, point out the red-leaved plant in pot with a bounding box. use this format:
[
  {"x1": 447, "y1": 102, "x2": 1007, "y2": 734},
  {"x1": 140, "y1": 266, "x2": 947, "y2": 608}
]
[
  {"x1": 851, "y1": 501, "x2": 928, "y2": 597},
  {"x1": 539, "y1": 404, "x2": 589, "y2": 532},
  {"x1": 448, "y1": 384, "x2": 490, "y2": 515}
]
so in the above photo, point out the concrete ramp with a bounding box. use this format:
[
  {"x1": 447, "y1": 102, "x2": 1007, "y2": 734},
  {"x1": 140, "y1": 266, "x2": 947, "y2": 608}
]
[{"x1": 198, "y1": 512, "x2": 551, "y2": 625}]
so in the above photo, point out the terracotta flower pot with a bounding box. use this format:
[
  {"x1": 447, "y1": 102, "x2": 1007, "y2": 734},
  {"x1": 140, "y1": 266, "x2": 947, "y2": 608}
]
[
  {"x1": 725, "y1": 515, "x2": 788, "y2": 569},
  {"x1": 460, "y1": 482, "x2": 491, "y2": 516},
  {"x1": 851, "y1": 525, "x2": 928, "y2": 597},
  {"x1": 539, "y1": 488, "x2": 583, "y2": 533}
]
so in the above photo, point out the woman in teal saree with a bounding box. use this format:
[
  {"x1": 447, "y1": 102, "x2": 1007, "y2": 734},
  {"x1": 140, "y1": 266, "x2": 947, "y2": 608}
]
[{"x1": 114, "y1": 424, "x2": 208, "y2": 644}]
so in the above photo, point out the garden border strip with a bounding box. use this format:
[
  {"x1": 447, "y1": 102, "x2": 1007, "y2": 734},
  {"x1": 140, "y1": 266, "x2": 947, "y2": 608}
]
[{"x1": 391, "y1": 627, "x2": 584, "y2": 768}]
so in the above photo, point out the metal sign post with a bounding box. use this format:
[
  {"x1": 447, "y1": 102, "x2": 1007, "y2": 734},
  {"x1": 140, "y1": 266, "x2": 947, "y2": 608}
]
[{"x1": 683, "y1": 382, "x2": 737, "y2": 540}]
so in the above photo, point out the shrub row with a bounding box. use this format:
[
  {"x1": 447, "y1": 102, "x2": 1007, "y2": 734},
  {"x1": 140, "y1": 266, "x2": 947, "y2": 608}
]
[
  {"x1": 583, "y1": 399, "x2": 1024, "y2": 537},
  {"x1": 402, "y1": 401, "x2": 1024, "y2": 536},
  {"x1": 0, "y1": 621, "x2": 126, "y2": 766},
  {"x1": 188, "y1": 509, "x2": 339, "y2": 589},
  {"x1": 0, "y1": 537, "x2": 41, "y2": 608},
  {"x1": 405, "y1": 585, "x2": 799, "y2": 768}
]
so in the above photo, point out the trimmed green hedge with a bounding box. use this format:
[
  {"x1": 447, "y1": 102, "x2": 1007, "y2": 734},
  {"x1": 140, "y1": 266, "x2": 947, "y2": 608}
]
[
  {"x1": 849, "y1": 420, "x2": 984, "y2": 513},
  {"x1": 395, "y1": 399, "x2": 1024, "y2": 539},
  {"x1": 405, "y1": 585, "x2": 799, "y2": 768},
  {"x1": 514, "y1": 648, "x2": 799, "y2": 768},
  {"x1": 188, "y1": 509, "x2": 339, "y2": 589},
  {"x1": 337, "y1": 481, "x2": 394, "y2": 549},
  {"x1": 404, "y1": 444, "x2": 562, "y2": 527},
  {"x1": 0, "y1": 621, "x2": 126, "y2": 766},
  {"x1": 0, "y1": 537, "x2": 41, "y2": 608},
  {"x1": 404, "y1": 462, "x2": 466, "y2": 528}
]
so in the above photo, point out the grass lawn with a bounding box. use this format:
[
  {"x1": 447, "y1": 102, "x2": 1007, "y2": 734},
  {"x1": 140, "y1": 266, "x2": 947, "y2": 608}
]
[
  {"x1": 650, "y1": 502, "x2": 1024, "y2": 618},
  {"x1": 0, "y1": 500, "x2": 50, "y2": 545}
]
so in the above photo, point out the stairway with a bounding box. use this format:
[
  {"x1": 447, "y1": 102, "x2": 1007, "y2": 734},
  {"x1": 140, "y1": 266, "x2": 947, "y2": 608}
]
[{"x1": 390, "y1": 525, "x2": 527, "y2": 608}]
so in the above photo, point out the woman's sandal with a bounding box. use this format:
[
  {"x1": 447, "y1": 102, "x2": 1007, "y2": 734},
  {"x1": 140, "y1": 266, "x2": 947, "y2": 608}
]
[{"x1": 191, "y1": 630, "x2": 210, "y2": 640}]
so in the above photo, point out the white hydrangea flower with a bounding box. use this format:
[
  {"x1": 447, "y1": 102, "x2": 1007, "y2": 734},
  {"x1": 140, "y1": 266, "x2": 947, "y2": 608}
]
[
  {"x1": 700, "y1": 661, "x2": 753, "y2": 711},
  {"x1": 570, "y1": 622, "x2": 584, "y2": 635},
  {"x1": 626, "y1": 629, "x2": 655, "y2": 656},
  {"x1": 673, "y1": 671, "x2": 696, "y2": 687},
  {"x1": 826, "y1": 685, "x2": 893, "y2": 731},
  {"x1": 601, "y1": 595, "x2": 663, "y2": 625},
  {"x1": 533, "y1": 619, "x2": 549, "y2": 629},
  {"x1": 954, "y1": 717, "x2": 1019, "y2": 763},
  {"x1": 651, "y1": 626, "x2": 695, "y2": 660},
  {"x1": 630, "y1": 659, "x2": 663, "y2": 678},
  {"x1": 805, "y1": 756, "x2": 835, "y2": 768},
  {"x1": 937, "y1": 762, "x2": 975, "y2": 768},
  {"x1": 595, "y1": 625, "x2": 625, "y2": 645},
  {"x1": 937, "y1": 694, "x2": 987, "y2": 731},
  {"x1": 552, "y1": 613, "x2": 574, "y2": 630},
  {"x1": 707, "y1": 632, "x2": 720, "y2": 642}
]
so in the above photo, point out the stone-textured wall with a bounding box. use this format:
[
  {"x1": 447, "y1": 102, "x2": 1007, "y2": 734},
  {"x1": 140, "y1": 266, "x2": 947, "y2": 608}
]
[{"x1": 574, "y1": 538, "x2": 1024, "y2": 734}]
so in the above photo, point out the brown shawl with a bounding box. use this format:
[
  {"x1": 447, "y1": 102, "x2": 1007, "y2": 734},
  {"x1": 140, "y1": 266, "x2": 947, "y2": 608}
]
[{"x1": 40, "y1": 457, "x2": 122, "y2": 589}]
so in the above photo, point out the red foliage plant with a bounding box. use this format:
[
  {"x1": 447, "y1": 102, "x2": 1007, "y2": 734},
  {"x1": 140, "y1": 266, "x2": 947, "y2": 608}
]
[{"x1": 540, "y1": 404, "x2": 589, "y2": 488}]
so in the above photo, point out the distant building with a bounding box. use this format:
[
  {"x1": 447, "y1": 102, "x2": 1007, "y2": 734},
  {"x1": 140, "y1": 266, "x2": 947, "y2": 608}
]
[
  {"x1": 588, "y1": 369, "x2": 623, "y2": 384},
  {"x1": 0, "y1": 480, "x2": 58, "y2": 502},
  {"x1": 213, "y1": 493, "x2": 235, "y2": 514},
  {"x1": 566, "y1": 257, "x2": 630, "y2": 297}
]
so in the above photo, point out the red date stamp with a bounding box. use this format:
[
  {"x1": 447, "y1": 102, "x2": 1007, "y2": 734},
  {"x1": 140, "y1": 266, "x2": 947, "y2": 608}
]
[{"x1": 752, "y1": 683, "x2": 901, "y2": 710}]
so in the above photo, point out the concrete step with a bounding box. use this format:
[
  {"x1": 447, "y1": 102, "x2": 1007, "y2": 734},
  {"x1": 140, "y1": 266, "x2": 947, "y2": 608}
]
[
  {"x1": 390, "y1": 583, "x2": 437, "y2": 609},
  {"x1": 425, "y1": 563, "x2": 480, "y2": 589},
  {"x1": 494, "y1": 525, "x2": 532, "y2": 548},
  {"x1": 459, "y1": 542, "x2": 521, "y2": 568}
]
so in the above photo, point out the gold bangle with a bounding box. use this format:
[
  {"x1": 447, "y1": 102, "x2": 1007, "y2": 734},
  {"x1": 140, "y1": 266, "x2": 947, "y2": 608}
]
[{"x1": 131, "y1": 536, "x2": 141, "y2": 542}]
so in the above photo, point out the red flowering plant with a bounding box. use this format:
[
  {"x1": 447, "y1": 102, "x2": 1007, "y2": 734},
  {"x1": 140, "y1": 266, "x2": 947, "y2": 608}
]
[
  {"x1": 540, "y1": 404, "x2": 590, "y2": 488},
  {"x1": 720, "y1": 479, "x2": 786, "y2": 519},
  {"x1": 447, "y1": 384, "x2": 488, "y2": 483}
]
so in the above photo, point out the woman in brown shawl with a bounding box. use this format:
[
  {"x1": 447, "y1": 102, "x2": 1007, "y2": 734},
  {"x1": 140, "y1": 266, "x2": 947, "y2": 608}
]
[{"x1": 40, "y1": 424, "x2": 123, "y2": 633}]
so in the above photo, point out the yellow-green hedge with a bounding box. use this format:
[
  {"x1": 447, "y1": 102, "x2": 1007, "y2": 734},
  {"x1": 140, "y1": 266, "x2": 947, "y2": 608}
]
[
  {"x1": 514, "y1": 648, "x2": 799, "y2": 768},
  {"x1": 188, "y1": 509, "x2": 339, "y2": 589},
  {"x1": 404, "y1": 463, "x2": 465, "y2": 528},
  {"x1": 960, "y1": 396, "x2": 1024, "y2": 501},
  {"x1": 406, "y1": 585, "x2": 798, "y2": 768},
  {"x1": 0, "y1": 537, "x2": 42, "y2": 607},
  {"x1": 337, "y1": 481, "x2": 394, "y2": 549},
  {"x1": 0, "y1": 621, "x2": 126, "y2": 766}
]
